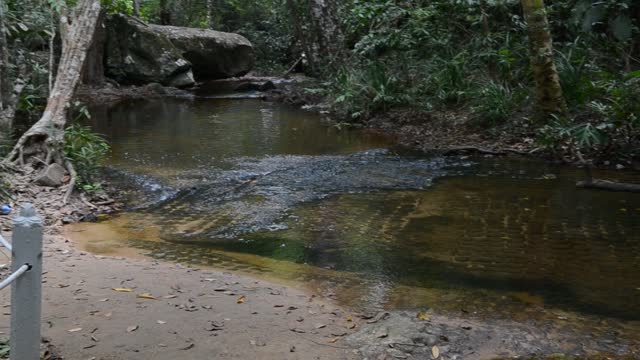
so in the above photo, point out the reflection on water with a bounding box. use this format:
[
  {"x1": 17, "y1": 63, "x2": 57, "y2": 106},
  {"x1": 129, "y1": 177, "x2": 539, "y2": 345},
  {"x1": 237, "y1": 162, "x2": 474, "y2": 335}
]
[
  {"x1": 87, "y1": 98, "x2": 392, "y2": 176},
  {"x1": 69, "y1": 99, "x2": 640, "y2": 336}
]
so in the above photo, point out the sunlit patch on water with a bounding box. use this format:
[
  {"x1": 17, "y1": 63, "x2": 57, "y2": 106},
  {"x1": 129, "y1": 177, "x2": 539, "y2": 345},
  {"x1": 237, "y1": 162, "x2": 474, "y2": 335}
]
[{"x1": 67, "y1": 98, "x2": 640, "y2": 342}]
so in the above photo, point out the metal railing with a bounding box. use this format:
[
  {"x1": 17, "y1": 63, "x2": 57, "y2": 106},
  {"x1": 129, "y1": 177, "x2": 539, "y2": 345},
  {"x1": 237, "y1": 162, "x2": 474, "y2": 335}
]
[{"x1": 0, "y1": 203, "x2": 43, "y2": 360}]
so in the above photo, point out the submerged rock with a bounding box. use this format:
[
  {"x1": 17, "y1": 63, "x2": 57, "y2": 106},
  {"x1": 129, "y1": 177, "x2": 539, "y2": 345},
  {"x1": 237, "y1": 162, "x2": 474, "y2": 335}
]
[{"x1": 104, "y1": 14, "x2": 253, "y2": 86}]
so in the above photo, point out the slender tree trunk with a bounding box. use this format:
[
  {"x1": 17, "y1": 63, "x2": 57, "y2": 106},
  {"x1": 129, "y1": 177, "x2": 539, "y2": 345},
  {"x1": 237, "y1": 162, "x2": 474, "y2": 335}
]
[
  {"x1": 5, "y1": 0, "x2": 101, "y2": 170},
  {"x1": 286, "y1": 0, "x2": 314, "y2": 73},
  {"x1": 132, "y1": 0, "x2": 141, "y2": 17},
  {"x1": 48, "y1": 7, "x2": 56, "y2": 93},
  {"x1": 0, "y1": 0, "x2": 26, "y2": 134},
  {"x1": 159, "y1": 0, "x2": 171, "y2": 25},
  {"x1": 521, "y1": 0, "x2": 566, "y2": 117},
  {"x1": 206, "y1": 0, "x2": 216, "y2": 29},
  {"x1": 0, "y1": 0, "x2": 9, "y2": 110}
]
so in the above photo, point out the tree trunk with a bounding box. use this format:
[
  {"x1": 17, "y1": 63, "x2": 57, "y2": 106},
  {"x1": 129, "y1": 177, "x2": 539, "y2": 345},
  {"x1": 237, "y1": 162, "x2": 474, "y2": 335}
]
[
  {"x1": 0, "y1": 0, "x2": 10, "y2": 110},
  {"x1": 521, "y1": 0, "x2": 566, "y2": 117},
  {"x1": 82, "y1": 9, "x2": 106, "y2": 86},
  {"x1": 286, "y1": 0, "x2": 314, "y2": 73},
  {"x1": 0, "y1": 0, "x2": 27, "y2": 134},
  {"x1": 5, "y1": 0, "x2": 101, "y2": 170},
  {"x1": 132, "y1": 0, "x2": 141, "y2": 17},
  {"x1": 159, "y1": 0, "x2": 171, "y2": 25},
  {"x1": 306, "y1": 0, "x2": 342, "y2": 73}
]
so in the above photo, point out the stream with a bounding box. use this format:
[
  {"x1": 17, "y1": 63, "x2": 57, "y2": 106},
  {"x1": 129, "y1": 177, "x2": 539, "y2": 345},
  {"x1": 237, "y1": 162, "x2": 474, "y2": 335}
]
[{"x1": 66, "y1": 97, "x2": 640, "y2": 340}]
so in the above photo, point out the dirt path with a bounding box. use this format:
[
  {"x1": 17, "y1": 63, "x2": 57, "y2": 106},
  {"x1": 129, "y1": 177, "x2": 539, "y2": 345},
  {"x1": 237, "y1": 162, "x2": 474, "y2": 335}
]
[{"x1": 0, "y1": 235, "x2": 357, "y2": 360}]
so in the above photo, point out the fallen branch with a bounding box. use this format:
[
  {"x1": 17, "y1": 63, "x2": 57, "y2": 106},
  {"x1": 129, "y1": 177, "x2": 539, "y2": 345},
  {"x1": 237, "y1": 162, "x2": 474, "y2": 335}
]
[
  {"x1": 576, "y1": 179, "x2": 640, "y2": 193},
  {"x1": 282, "y1": 56, "x2": 303, "y2": 79},
  {"x1": 444, "y1": 146, "x2": 506, "y2": 156}
]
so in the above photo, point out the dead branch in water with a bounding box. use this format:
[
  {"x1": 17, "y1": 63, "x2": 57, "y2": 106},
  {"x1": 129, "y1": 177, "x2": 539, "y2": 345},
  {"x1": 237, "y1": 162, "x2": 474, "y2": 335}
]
[{"x1": 576, "y1": 179, "x2": 640, "y2": 193}]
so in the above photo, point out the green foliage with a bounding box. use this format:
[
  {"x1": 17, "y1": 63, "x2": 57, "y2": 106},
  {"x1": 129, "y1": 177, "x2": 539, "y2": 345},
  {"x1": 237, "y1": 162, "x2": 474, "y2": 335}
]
[
  {"x1": 101, "y1": 0, "x2": 133, "y2": 14},
  {"x1": 332, "y1": 60, "x2": 411, "y2": 119},
  {"x1": 472, "y1": 82, "x2": 522, "y2": 125},
  {"x1": 64, "y1": 104, "x2": 110, "y2": 188},
  {"x1": 538, "y1": 72, "x2": 640, "y2": 158}
]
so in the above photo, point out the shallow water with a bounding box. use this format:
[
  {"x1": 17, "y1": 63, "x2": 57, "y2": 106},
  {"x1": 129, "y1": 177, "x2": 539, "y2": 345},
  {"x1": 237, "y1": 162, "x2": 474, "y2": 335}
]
[{"x1": 69, "y1": 98, "x2": 640, "y2": 329}]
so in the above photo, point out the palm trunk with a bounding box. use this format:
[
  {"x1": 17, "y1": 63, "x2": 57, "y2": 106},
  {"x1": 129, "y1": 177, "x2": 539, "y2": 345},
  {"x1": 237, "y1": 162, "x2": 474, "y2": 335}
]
[
  {"x1": 5, "y1": 0, "x2": 101, "y2": 168},
  {"x1": 521, "y1": 0, "x2": 566, "y2": 117}
]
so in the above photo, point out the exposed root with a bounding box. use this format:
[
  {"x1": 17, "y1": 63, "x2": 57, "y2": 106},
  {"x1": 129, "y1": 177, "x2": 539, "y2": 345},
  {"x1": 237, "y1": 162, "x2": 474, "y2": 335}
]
[
  {"x1": 80, "y1": 193, "x2": 97, "y2": 209},
  {"x1": 63, "y1": 160, "x2": 77, "y2": 205}
]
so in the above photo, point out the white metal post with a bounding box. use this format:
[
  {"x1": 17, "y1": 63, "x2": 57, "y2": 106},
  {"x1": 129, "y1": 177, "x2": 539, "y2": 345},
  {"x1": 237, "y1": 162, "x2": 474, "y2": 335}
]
[{"x1": 10, "y1": 204, "x2": 43, "y2": 360}]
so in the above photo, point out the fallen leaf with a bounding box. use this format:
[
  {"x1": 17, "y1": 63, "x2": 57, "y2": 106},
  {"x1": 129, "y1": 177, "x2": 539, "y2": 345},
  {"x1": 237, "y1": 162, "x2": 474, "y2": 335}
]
[
  {"x1": 98, "y1": 298, "x2": 109, "y2": 302},
  {"x1": 112, "y1": 288, "x2": 133, "y2": 293},
  {"x1": 104, "y1": 312, "x2": 112, "y2": 318},
  {"x1": 137, "y1": 293, "x2": 157, "y2": 300},
  {"x1": 67, "y1": 328, "x2": 82, "y2": 333},
  {"x1": 315, "y1": 324, "x2": 326, "y2": 329},
  {"x1": 91, "y1": 335, "x2": 99, "y2": 342},
  {"x1": 236, "y1": 295, "x2": 245, "y2": 304},
  {"x1": 126, "y1": 325, "x2": 139, "y2": 333},
  {"x1": 432, "y1": 345, "x2": 440, "y2": 359},
  {"x1": 290, "y1": 328, "x2": 306, "y2": 333},
  {"x1": 346, "y1": 315, "x2": 353, "y2": 322},
  {"x1": 157, "y1": 320, "x2": 166, "y2": 324},
  {"x1": 328, "y1": 338, "x2": 339, "y2": 343},
  {"x1": 163, "y1": 295, "x2": 178, "y2": 299},
  {"x1": 331, "y1": 331, "x2": 347, "y2": 337},
  {"x1": 83, "y1": 344, "x2": 96, "y2": 349},
  {"x1": 417, "y1": 311, "x2": 429, "y2": 321}
]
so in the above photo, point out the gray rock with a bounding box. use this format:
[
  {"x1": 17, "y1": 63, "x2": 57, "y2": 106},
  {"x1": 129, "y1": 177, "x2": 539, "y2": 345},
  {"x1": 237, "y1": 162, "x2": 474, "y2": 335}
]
[
  {"x1": 105, "y1": 14, "x2": 253, "y2": 85},
  {"x1": 150, "y1": 24, "x2": 254, "y2": 80},
  {"x1": 34, "y1": 163, "x2": 66, "y2": 187},
  {"x1": 167, "y1": 69, "x2": 195, "y2": 88},
  {"x1": 105, "y1": 14, "x2": 191, "y2": 86}
]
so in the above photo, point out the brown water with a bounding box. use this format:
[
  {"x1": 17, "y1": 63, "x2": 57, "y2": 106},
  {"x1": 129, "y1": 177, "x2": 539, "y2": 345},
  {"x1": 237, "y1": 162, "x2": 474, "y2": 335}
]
[{"x1": 68, "y1": 98, "x2": 640, "y2": 332}]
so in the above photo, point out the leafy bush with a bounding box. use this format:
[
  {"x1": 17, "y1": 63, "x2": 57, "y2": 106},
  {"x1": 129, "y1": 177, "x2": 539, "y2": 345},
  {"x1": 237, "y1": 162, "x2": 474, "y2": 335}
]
[
  {"x1": 64, "y1": 124, "x2": 110, "y2": 189},
  {"x1": 537, "y1": 71, "x2": 640, "y2": 159},
  {"x1": 331, "y1": 61, "x2": 411, "y2": 119},
  {"x1": 472, "y1": 82, "x2": 522, "y2": 125}
]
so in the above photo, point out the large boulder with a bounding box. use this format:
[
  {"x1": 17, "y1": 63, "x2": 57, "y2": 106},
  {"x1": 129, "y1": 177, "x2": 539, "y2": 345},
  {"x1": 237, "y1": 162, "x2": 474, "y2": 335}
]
[
  {"x1": 104, "y1": 14, "x2": 254, "y2": 86},
  {"x1": 105, "y1": 14, "x2": 194, "y2": 87},
  {"x1": 149, "y1": 25, "x2": 254, "y2": 80}
]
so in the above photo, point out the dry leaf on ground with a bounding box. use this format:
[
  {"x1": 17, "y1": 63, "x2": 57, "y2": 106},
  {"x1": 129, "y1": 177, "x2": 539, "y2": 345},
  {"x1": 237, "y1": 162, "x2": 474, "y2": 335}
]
[{"x1": 112, "y1": 288, "x2": 133, "y2": 293}]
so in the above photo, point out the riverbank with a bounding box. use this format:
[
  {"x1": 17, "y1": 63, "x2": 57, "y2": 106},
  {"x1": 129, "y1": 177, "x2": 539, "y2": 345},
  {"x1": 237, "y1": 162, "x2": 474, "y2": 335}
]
[
  {"x1": 0, "y1": 234, "x2": 358, "y2": 360},
  {"x1": 1, "y1": 231, "x2": 637, "y2": 359}
]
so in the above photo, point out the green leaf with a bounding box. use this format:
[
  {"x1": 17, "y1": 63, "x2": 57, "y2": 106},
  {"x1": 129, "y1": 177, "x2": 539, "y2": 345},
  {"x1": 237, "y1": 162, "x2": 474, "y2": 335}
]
[{"x1": 624, "y1": 70, "x2": 640, "y2": 81}]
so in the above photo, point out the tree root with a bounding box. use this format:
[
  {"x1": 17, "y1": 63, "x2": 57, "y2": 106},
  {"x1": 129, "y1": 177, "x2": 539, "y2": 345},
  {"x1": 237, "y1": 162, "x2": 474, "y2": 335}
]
[{"x1": 63, "y1": 160, "x2": 77, "y2": 205}]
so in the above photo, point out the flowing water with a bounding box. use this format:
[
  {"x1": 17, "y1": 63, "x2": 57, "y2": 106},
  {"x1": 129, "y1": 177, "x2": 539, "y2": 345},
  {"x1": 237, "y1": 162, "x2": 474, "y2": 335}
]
[{"x1": 68, "y1": 97, "x2": 640, "y2": 335}]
